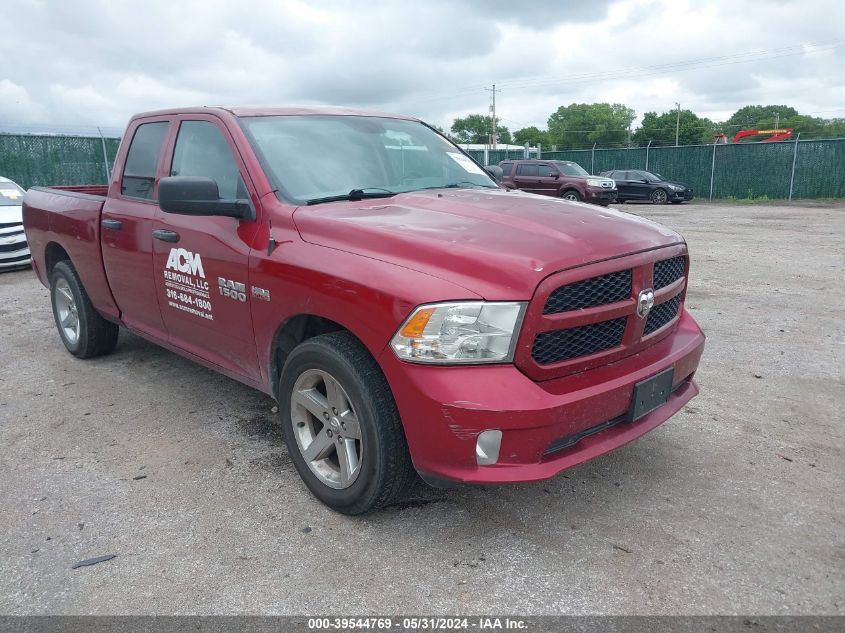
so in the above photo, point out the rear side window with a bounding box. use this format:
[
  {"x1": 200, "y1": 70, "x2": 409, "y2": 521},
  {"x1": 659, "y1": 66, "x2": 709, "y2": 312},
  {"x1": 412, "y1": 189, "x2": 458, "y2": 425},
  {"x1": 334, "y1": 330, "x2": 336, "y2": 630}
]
[
  {"x1": 171, "y1": 121, "x2": 245, "y2": 200},
  {"x1": 538, "y1": 164, "x2": 553, "y2": 177},
  {"x1": 121, "y1": 122, "x2": 168, "y2": 200},
  {"x1": 516, "y1": 163, "x2": 538, "y2": 176},
  {"x1": 500, "y1": 162, "x2": 513, "y2": 176}
]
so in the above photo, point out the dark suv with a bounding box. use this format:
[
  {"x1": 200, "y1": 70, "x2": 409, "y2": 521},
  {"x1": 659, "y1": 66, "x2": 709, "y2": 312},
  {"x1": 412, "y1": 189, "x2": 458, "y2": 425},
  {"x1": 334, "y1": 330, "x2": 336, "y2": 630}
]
[
  {"x1": 499, "y1": 160, "x2": 617, "y2": 206},
  {"x1": 600, "y1": 170, "x2": 693, "y2": 204}
]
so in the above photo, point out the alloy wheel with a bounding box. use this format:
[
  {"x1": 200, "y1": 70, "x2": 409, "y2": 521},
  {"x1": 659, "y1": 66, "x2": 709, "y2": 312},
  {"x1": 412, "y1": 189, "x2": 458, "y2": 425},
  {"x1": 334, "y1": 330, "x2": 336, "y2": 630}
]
[
  {"x1": 290, "y1": 368, "x2": 363, "y2": 489},
  {"x1": 54, "y1": 278, "x2": 80, "y2": 345}
]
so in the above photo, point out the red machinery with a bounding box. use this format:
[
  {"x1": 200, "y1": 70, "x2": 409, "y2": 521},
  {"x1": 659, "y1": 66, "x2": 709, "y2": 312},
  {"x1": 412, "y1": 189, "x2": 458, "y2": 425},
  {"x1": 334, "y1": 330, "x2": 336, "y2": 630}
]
[{"x1": 713, "y1": 128, "x2": 794, "y2": 144}]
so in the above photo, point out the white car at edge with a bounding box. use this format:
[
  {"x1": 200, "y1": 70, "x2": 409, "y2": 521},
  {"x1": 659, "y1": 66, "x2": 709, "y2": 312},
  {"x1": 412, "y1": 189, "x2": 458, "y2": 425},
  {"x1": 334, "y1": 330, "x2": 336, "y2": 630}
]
[{"x1": 0, "y1": 177, "x2": 30, "y2": 271}]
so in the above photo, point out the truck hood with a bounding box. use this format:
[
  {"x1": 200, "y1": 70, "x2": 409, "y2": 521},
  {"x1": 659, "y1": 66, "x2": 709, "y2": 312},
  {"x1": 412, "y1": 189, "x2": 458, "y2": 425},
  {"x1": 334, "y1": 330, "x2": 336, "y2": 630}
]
[
  {"x1": 292, "y1": 188, "x2": 683, "y2": 299},
  {"x1": 0, "y1": 204, "x2": 23, "y2": 225}
]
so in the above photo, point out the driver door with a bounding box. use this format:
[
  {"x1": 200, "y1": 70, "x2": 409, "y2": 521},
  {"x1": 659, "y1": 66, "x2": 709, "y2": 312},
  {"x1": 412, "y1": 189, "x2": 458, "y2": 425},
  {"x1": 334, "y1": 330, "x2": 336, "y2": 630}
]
[
  {"x1": 151, "y1": 116, "x2": 262, "y2": 382},
  {"x1": 626, "y1": 170, "x2": 650, "y2": 200}
]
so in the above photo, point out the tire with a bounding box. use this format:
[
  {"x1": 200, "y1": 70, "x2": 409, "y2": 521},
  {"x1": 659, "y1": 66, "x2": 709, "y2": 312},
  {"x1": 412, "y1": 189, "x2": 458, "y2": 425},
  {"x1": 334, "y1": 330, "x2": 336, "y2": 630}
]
[
  {"x1": 279, "y1": 331, "x2": 416, "y2": 514},
  {"x1": 50, "y1": 260, "x2": 119, "y2": 359},
  {"x1": 651, "y1": 188, "x2": 668, "y2": 204},
  {"x1": 561, "y1": 189, "x2": 581, "y2": 202}
]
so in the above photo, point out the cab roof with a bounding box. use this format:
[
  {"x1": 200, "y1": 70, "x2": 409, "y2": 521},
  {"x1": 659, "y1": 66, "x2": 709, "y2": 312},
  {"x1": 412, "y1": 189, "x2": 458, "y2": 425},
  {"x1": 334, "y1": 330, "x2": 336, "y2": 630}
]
[{"x1": 131, "y1": 105, "x2": 420, "y2": 121}]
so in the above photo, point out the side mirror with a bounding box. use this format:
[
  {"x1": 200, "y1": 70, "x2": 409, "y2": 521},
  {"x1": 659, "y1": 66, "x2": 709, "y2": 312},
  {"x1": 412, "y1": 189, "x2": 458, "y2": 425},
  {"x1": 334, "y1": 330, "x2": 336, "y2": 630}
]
[
  {"x1": 485, "y1": 165, "x2": 503, "y2": 183},
  {"x1": 158, "y1": 176, "x2": 254, "y2": 220},
  {"x1": 640, "y1": 179, "x2": 649, "y2": 184},
  {"x1": 552, "y1": 173, "x2": 560, "y2": 180}
]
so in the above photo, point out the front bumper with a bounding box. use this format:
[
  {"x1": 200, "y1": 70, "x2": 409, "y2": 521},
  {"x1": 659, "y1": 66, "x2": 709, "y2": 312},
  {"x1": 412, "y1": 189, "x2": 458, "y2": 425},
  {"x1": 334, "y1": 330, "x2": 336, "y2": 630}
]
[
  {"x1": 0, "y1": 225, "x2": 31, "y2": 270},
  {"x1": 585, "y1": 187, "x2": 618, "y2": 205},
  {"x1": 379, "y1": 308, "x2": 705, "y2": 484},
  {"x1": 670, "y1": 189, "x2": 694, "y2": 201}
]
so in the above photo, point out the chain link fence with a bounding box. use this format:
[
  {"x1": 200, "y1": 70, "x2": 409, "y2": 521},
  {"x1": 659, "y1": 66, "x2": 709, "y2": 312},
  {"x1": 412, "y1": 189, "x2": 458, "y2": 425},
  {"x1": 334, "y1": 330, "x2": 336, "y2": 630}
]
[
  {"x1": 0, "y1": 133, "x2": 121, "y2": 190},
  {"x1": 1, "y1": 132, "x2": 843, "y2": 200},
  {"x1": 467, "y1": 138, "x2": 845, "y2": 200}
]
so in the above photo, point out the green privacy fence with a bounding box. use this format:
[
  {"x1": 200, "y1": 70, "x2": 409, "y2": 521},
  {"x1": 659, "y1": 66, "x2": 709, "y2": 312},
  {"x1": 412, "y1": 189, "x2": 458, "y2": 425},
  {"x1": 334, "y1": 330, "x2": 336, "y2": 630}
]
[
  {"x1": 0, "y1": 133, "x2": 121, "y2": 190},
  {"x1": 468, "y1": 138, "x2": 845, "y2": 200},
  {"x1": 2, "y1": 133, "x2": 844, "y2": 200}
]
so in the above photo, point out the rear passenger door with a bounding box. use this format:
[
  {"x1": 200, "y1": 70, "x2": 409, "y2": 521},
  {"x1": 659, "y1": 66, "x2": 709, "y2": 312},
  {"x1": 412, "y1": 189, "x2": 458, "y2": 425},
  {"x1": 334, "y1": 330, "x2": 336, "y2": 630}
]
[
  {"x1": 513, "y1": 163, "x2": 540, "y2": 193},
  {"x1": 151, "y1": 116, "x2": 261, "y2": 382},
  {"x1": 615, "y1": 171, "x2": 637, "y2": 200},
  {"x1": 101, "y1": 119, "x2": 171, "y2": 340}
]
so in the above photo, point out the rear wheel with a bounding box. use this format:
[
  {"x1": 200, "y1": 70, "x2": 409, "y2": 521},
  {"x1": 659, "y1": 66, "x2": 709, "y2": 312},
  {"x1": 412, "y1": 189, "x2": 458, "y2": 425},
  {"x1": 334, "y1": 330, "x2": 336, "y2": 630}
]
[
  {"x1": 561, "y1": 190, "x2": 581, "y2": 202},
  {"x1": 50, "y1": 261, "x2": 119, "y2": 358},
  {"x1": 279, "y1": 331, "x2": 415, "y2": 514},
  {"x1": 651, "y1": 188, "x2": 668, "y2": 204}
]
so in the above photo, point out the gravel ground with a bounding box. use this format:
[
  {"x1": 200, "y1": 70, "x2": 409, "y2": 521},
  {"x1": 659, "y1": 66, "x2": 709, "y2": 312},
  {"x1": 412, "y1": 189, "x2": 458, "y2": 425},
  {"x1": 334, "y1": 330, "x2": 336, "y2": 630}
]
[{"x1": 0, "y1": 202, "x2": 842, "y2": 615}]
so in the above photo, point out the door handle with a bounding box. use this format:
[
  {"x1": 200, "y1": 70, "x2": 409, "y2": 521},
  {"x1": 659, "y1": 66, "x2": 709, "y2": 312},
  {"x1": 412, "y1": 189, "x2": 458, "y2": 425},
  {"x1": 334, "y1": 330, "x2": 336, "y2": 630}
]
[
  {"x1": 101, "y1": 219, "x2": 123, "y2": 230},
  {"x1": 152, "y1": 229, "x2": 180, "y2": 243}
]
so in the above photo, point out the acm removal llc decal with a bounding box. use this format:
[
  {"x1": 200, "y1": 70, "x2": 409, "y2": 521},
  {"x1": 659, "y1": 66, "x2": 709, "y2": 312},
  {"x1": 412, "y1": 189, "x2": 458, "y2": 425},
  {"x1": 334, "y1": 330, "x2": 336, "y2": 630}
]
[{"x1": 163, "y1": 248, "x2": 213, "y2": 320}]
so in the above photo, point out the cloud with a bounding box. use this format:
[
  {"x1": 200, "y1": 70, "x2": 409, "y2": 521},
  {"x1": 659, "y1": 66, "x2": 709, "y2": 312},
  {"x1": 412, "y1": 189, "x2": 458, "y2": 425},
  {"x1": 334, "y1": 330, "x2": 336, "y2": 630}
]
[
  {"x1": 1, "y1": 0, "x2": 843, "y2": 133},
  {"x1": 0, "y1": 80, "x2": 47, "y2": 123}
]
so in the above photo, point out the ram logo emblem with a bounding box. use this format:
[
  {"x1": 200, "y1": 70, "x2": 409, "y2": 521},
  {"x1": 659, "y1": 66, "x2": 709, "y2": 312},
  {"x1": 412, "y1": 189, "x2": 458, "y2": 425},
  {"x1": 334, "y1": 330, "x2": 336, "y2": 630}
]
[{"x1": 637, "y1": 289, "x2": 655, "y2": 319}]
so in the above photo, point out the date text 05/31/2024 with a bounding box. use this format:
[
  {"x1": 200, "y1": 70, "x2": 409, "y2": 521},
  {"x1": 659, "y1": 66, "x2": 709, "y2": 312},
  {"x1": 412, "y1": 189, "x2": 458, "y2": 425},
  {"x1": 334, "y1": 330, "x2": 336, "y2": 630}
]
[{"x1": 307, "y1": 617, "x2": 528, "y2": 630}]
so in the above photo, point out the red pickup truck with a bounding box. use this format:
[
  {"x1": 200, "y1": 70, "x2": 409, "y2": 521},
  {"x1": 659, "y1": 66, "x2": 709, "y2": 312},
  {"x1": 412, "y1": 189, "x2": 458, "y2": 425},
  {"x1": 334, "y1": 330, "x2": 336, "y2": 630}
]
[{"x1": 23, "y1": 106, "x2": 705, "y2": 514}]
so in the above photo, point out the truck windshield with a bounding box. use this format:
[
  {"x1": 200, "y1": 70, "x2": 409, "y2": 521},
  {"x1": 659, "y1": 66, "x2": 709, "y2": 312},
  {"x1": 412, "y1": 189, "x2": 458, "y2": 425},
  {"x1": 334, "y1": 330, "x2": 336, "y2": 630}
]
[
  {"x1": 0, "y1": 182, "x2": 24, "y2": 206},
  {"x1": 239, "y1": 115, "x2": 497, "y2": 204}
]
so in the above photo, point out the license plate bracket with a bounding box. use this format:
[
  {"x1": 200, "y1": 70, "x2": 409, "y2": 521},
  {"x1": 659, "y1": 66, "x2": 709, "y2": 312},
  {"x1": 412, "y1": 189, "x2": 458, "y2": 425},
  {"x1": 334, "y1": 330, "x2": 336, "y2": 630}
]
[{"x1": 628, "y1": 367, "x2": 674, "y2": 421}]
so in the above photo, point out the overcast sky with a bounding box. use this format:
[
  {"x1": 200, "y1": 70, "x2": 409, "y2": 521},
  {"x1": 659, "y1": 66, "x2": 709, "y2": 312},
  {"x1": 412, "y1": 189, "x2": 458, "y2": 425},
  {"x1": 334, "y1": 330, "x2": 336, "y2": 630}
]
[{"x1": 2, "y1": 0, "x2": 843, "y2": 136}]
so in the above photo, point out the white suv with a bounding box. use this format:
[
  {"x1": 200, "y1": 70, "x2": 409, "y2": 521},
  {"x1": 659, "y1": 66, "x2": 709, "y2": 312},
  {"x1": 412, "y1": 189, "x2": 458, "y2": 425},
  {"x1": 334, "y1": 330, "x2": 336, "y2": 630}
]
[{"x1": 0, "y1": 177, "x2": 29, "y2": 270}]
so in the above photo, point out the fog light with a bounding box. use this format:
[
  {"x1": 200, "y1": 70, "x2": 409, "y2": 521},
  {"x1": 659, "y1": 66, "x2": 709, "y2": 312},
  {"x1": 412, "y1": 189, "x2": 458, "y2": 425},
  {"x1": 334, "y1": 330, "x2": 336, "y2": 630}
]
[{"x1": 475, "y1": 430, "x2": 502, "y2": 465}]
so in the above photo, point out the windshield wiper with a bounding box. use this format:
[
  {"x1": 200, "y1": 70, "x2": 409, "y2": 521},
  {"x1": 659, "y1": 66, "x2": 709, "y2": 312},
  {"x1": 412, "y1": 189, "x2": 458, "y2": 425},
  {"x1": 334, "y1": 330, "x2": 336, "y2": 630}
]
[
  {"x1": 306, "y1": 188, "x2": 396, "y2": 206},
  {"x1": 417, "y1": 181, "x2": 497, "y2": 192}
]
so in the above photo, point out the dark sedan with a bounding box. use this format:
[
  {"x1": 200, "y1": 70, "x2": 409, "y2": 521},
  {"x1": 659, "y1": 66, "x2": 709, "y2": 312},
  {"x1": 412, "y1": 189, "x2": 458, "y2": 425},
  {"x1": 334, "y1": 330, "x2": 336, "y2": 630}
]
[{"x1": 600, "y1": 169, "x2": 693, "y2": 204}]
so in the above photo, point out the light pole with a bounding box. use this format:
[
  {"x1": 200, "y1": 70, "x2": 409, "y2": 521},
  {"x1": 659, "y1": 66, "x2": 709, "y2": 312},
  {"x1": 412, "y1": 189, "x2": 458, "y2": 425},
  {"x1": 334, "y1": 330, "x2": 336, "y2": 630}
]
[{"x1": 675, "y1": 102, "x2": 681, "y2": 146}]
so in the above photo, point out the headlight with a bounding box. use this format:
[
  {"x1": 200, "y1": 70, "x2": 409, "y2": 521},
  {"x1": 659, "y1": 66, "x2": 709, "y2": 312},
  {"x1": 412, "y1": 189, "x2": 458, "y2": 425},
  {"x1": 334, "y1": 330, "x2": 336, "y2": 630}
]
[
  {"x1": 586, "y1": 178, "x2": 604, "y2": 187},
  {"x1": 668, "y1": 184, "x2": 683, "y2": 191},
  {"x1": 391, "y1": 301, "x2": 526, "y2": 364}
]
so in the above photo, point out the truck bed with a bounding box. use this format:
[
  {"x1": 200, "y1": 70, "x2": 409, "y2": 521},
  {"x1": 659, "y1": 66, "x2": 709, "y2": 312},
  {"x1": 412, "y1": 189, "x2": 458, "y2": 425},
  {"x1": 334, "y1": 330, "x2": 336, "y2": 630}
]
[{"x1": 22, "y1": 185, "x2": 119, "y2": 321}]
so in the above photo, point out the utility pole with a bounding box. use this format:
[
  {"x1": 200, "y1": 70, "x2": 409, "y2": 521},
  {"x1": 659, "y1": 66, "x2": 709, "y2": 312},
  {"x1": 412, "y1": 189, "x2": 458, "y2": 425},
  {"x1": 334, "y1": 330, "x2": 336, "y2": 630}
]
[
  {"x1": 485, "y1": 84, "x2": 501, "y2": 150},
  {"x1": 775, "y1": 111, "x2": 780, "y2": 129},
  {"x1": 675, "y1": 102, "x2": 681, "y2": 146}
]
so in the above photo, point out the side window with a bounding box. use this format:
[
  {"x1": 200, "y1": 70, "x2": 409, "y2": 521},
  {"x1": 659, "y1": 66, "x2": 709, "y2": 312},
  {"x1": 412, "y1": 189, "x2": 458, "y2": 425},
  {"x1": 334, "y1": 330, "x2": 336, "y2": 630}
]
[
  {"x1": 537, "y1": 164, "x2": 554, "y2": 177},
  {"x1": 516, "y1": 163, "x2": 539, "y2": 177},
  {"x1": 500, "y1": 162, "x2": 513, "y2": 177},
  {"x1": 171, "y1": 121, "x2": 245, "y2": 200},
  {"x1": 121, "y1": 122, "x2": 168, "y2": 200}
]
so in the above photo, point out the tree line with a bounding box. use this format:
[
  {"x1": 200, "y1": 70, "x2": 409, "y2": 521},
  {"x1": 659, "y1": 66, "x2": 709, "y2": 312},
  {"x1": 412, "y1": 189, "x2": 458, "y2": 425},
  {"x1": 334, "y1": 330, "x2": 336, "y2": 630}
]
[{"x1": 449, "y1": 104, "x2": 845, "y2": 149}]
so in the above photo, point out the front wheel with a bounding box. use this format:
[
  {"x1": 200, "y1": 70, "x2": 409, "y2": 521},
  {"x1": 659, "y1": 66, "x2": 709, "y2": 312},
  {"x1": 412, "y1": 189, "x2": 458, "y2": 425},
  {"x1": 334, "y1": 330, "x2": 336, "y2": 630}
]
[
  {"x1": 561, "y1": 190, "x2": 581, "y2": 202},
  {"x1": 279, "y1": 331, "x2": 415, "y2": 514},
  {"x1": 651, "y1": 188, "x2": 668, "y2": 204},
  {"x1": 50, "y1": 261, "x2": 119, "y2": 358}
]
